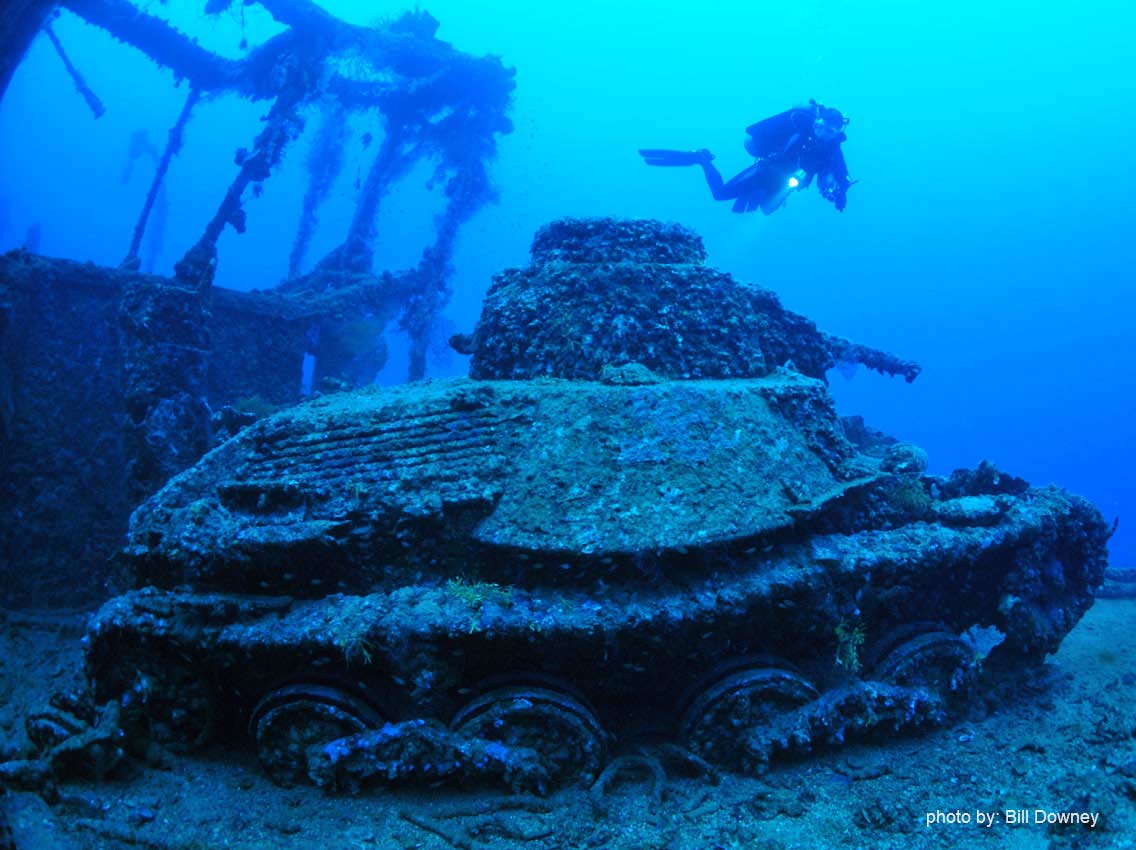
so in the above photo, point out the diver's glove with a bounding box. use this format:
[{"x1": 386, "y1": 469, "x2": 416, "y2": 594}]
[{"x1": 818, "y1": 174, "x2": 849, "y2": 211}]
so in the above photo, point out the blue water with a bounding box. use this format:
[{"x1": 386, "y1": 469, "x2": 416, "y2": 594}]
[{"x1": 1, "y1": 0, "x2": 1132, "y2": 564}]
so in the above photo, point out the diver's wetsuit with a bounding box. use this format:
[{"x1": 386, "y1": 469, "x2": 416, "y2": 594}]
[{"x1": 640, "y1": 100, "x2": 853, "y2": 214}]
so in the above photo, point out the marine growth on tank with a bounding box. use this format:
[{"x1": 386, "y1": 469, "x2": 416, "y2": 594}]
[{"x1": 0, "y1": 1, "x2": 1132, "y2": 849}]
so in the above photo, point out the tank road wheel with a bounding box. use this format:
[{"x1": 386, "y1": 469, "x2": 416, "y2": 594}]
[
  {"x1": 861, "y1": 622, "x2": 944, "y2": 673},
  {"x1": 251, "y1": 683, "x2": 385, "y2": 787},
  {"x1": 867, "y1": 626, "x2": 977, "y2": 695},
  {"x1": 450, "y1": 685, "x2": 607, "y2": 787},
  {"x1": 677, "y1": 661, "x2": 819, "y2": 768}
]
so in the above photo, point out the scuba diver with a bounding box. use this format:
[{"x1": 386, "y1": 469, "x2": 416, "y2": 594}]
[{"x1": 640, "y1": 100, "x2": 853, "y2": 214}]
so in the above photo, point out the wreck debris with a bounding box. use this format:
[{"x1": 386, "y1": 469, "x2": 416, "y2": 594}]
[
  {"x1": 43, "y1": 21, "x2": 105, "y2": 118},
  {"x1": 0, "y1": 255, "x2": 137, "y2": 606},
  {"x1": 177, "y1": 59, "x2": 311, "y2": 285},
  {"x1": 0, "y1": 1, "x2": 515, "y2": 604},
  {"x1": 0, "y1": 0, "x2": 56, "y2": 101},
  {"x1": 589, "y1": 752, "x2": 667, "y2": 814},
  {"x1": 0, "y1": 698, "x2": 125, "y2": 795},
  {"x1": 117, "y1": 261, "x2": 212, "y2": 502},
  {"x1": 399, "y1": 809, "x2": 473, "y2": 850},
  {"x1": 0, "y1": 250, "x2": 420, "y2": 605},
  {"x1": 1099, "y1": 566, "x2": 1136, "y2": 599},
  {"x1": 288, "y1": 103, "x2": 346, "y2": 278},
  {"x1": 60, "y1": 0, "x2": 243, "y2": 93},
  {"x1": 0, "y1": 299, "x2": 12, "y2": 440},
  {"x1": 123, "y1": 88, "x2": 198, "y2": 271},
  {"x1": 318, "y1": 124, "x2": 418, "y2": 275},
  {"x1": 13, "y1": 0, "x2": 515, "y2": 381}
]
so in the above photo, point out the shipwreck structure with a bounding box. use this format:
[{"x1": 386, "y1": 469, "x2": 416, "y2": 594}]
[{"x1": 0, "y1": 0, "x2": 515, "y2": 605}]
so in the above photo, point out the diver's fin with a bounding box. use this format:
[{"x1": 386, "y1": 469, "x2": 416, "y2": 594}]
[{"x1": 639, "y1": 149, "x2": 712, "y2": 167}]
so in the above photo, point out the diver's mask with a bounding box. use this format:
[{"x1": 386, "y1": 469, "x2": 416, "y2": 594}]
[{"x1": 813, "y1": 107, "x2": 848, "y2": 142}]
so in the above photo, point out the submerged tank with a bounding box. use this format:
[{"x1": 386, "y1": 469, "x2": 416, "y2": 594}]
[{"x1": 86, "y1": 218, "x2": 1110, "y2": 793}]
